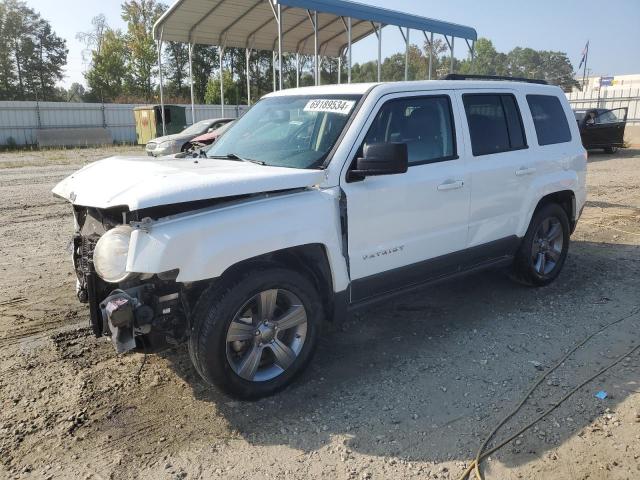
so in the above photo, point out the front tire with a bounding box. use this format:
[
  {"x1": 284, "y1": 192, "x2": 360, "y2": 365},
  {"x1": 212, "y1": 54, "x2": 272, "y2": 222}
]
[
  {"x1": 189, "y1": 267, "x2": 322, "y2": 399},
  {"x1": 512, "y1": 203, "x2": 570, "y2": 286}
]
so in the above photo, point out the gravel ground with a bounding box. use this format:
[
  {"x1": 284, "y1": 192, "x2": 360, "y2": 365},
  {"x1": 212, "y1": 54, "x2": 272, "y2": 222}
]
[{"x1": 0, "y1": 147, "x2": 639, "y2": 480}]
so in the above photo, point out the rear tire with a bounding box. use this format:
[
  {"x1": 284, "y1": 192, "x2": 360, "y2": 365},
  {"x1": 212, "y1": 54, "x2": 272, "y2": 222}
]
[
  {"x1": 189, "y1": 267, "x2": 322, "y2": 399},
  {"x1": 512, "y1": 203, "x2": 570, "y2": 286}
]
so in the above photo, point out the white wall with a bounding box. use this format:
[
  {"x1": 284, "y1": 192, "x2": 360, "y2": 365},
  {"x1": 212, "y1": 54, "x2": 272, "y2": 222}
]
[{"x1": 0, "y1": 101, "x2": 249, "y2": 146}]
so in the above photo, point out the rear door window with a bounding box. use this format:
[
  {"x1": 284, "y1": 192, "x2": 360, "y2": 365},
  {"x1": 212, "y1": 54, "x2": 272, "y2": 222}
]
[
  {"x1": 526, "y1": 95, "x2": 572, "y2": 145},
  {"x1": 462, "y1": 94, "x2": 527, "y2": 156}
]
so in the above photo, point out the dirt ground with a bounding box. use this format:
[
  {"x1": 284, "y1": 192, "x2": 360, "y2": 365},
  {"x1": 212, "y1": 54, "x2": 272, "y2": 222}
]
[{"x1": 1, "y1": 146, "x2": 639, "y2": 480}]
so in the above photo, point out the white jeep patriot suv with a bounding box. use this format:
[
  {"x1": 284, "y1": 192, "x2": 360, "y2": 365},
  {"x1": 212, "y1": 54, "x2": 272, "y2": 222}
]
[{"x1": 53, "y1": 77, "x2": 587, "y2": 398}]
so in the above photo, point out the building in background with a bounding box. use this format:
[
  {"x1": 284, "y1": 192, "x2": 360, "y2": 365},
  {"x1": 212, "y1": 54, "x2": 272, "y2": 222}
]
[
  {"x1": 568, "y1": 73, "x2": 640, "y2": 147},
  {"x1": 574, "y1": 74, "x2": 640, "y2": 94}
]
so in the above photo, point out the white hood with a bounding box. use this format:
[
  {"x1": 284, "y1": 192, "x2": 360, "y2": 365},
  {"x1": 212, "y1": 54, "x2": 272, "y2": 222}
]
[{"x1": 52, "y1": 156, "x2": 326, "y2": 211}]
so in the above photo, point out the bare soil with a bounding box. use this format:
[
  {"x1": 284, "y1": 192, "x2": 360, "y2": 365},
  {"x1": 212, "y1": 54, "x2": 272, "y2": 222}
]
[{"x1": 1, "y1": 147, "x2": 639, "y2": 480}]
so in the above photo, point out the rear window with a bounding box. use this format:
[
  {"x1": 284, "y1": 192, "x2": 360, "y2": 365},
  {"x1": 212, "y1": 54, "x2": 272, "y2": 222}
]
[
  {"x1": 462, "y1": 94, "x2": 527, "y2": 156},
  {"x1": 526, "y1": 95, "x2": 572, "y2": 145}
]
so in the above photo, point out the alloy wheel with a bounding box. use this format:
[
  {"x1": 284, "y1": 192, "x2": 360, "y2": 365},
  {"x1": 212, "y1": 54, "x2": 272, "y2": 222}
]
[
  {"x1": 531, "y1": 216, "x2": 564, "y2": 275},
  {"x1": 225, "y1": 289, "x2": 308, "y2": 382}
]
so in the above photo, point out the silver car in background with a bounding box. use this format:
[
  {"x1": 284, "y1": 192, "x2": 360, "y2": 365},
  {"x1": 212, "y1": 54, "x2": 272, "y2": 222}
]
[{"x1": 145, "y1": 118, "x2": 235, "y2": 156}]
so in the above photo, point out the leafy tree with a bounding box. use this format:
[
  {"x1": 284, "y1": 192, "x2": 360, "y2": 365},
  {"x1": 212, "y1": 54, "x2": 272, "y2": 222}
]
[
  {"x1": 26, "y1": 19, "x2": 68, "y2": 99},
  {"x1": 459, "y1": 38, "x2": 508, "y2": 76},
  {"x1": 204, "y1": 70, "x2": 236, "y2": 105},
  {"x1": 84, "y1": 29, "x2": 128, "y2": 102},
  {"x1": 164, "y1": 41, "x2": 189, "y2": 98},
  {"x1": 536, "y1": 51, "x2": 579, "y2": 91},
  {"x1": 191, "y1": 45, "x2": 219, "y2": 103},
  {"x1": 0, "y1": 0, "x2": 67, "y2": 100},
  {"x1": 0, "y1": 1, "x2": 17, "y2": 99},
  {"x1": 66, "y1": 82, "x2": 86, "y2": 102},
  {"x1": 350, "y1": 38, "x2": 449, "y2": 83},
  {"x1": 121, "y1": 0, "x2": 166, "y2": 100},
  {"x1": 76, "y1": 14, "x2": 108, "y2": 65}
]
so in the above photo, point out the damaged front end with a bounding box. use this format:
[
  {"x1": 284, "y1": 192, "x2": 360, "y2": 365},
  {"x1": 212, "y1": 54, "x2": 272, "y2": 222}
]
[{"x1": 72, "y1": 206, "x2": 193, "y2": 354}]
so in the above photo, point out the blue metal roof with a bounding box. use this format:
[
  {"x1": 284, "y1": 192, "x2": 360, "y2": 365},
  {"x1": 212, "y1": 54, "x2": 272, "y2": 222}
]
[
  {"x1": 154, "y1": 0, "x2": 477, "y2": 56},
  {"x1": 278, "y1": 0, "x2": 477, "y2": 40}
]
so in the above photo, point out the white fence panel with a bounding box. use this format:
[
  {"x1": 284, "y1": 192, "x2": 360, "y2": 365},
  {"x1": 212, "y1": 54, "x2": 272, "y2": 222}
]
[
  {"x1": 0, "y1": 101, "x2": 246, "y2": 145},
  {"x1": 566, "y1": 87, "x2": 640, "y2": 125}
]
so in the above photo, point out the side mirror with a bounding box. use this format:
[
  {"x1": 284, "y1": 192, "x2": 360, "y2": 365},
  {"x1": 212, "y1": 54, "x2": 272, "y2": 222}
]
[{"x1": 351, "y1": 143, "x2": 408, "y2": 178}]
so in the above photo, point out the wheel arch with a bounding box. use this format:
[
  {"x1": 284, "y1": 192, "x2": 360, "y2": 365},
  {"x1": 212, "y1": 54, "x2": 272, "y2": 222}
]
[
  {"x1": 217, "y1": 244, "x2": 338, "y2": 322},
  {"x1": 533, "y1": 190, "x2": 577, "y2": 233}
]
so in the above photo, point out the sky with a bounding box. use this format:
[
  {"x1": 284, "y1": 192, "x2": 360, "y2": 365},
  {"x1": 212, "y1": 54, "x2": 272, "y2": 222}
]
[{"x1": 27, "y1": 0, "x2": 640, "y2": 88}]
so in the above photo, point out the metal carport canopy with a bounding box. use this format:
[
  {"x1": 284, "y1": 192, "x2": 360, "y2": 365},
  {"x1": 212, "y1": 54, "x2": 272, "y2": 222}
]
[
  {"x1": 152, "y1": 0, "x2": 477, "y2": 136},
  {"x1": 153, "y1": 0, "x2": 477, "y2": 57}
]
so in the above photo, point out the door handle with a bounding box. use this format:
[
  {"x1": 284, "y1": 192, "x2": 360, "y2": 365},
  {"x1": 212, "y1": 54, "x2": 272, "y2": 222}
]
[
  {"x1": 515, "y1": 167, "x2": 536, "y2": 176},
  {"x1": 437, "y1": 180, "x2": 464, "y2": 191}
]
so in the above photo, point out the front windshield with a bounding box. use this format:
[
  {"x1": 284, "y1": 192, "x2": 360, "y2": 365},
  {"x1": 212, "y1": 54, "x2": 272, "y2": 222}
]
[
  {"x1": 206, "y1": 95, "x2": 361, "y2": 168},
  {"x1": 182, "y1": 119, "x2": 213, "y2": 135}
]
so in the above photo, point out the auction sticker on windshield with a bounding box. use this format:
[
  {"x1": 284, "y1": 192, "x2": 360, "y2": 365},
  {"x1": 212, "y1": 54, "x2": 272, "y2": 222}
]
[{"x1": 304, "y1": 99, "x2": 356, "y2": 115}]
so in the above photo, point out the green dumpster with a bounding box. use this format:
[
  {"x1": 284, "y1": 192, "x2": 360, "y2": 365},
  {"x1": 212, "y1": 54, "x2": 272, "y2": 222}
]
[{"x1": 133, "y1": 105, "x2": 187, "y2": 145}]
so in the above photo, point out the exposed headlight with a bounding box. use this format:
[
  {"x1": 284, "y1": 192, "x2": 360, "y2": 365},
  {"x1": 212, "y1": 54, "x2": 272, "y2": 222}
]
[{"x1": 93, "y1": 225, "x2": 133, "y2": 283}]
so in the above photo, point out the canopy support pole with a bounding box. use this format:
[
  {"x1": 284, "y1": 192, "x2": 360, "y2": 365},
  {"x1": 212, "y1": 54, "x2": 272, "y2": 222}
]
[
  {"x1": 272, "y1": 51, "x2": 277, "y2": 91},
  {"x1": 399, "y1": 26, "x2": 409, "y2": 81},
  {"x1": 347, "y1": 17, "x2": 352, "y2": 83},
  {"x1": 157, "y1": 28, "x2": 166, "y2": 136},
  {"x1": 277, "y1": 3, "x2": 283, "y2": 90},
  {"x1": 314, "y1": 11, "x2": 319, "y2": 85},
  {"x1": 340, "y1": 17, "x2": 352, "y2": 84},
  {"x1": 296, "y1": 52, "x2": 300, "y2": 88},
  {"x1": 337, "y1": 56, "x2": 341, "y2": 84},
  {"x1": 306, "y1": 10, "x2": 319, "y2": 85},
  {"x1": 444, "y1": 35, "x2": 454, "y2": 74},
  {"x1": 246, "y1": 47, "x2": 251, "y2": 105},
  {"x1": 372, "y1": 22, "x2": 382, "y2": 82},
  {"x1": 188, "y1": 42, "x2": 195, "y2": 124},
  {"x1": 423, "y1": 31, "x2": 434, "y2": 80},
  {"x1": 429, "y1": 32, "x2": 434, "y2": 79},
  {"x1": 465, "y1": 38, "x2": 475, "y2": 73},
  {"x1": 219, "y1": 45, "x2": 225, "y2": 116},
  {"x1": 450, "y1": 36, "x2": 455, "y2": 73}
]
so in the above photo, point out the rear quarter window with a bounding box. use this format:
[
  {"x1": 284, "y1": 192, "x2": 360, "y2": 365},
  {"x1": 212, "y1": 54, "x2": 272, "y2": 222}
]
[
  {"x1": 526, "y1": 95, "x2": 572, "y2": 146},
  {"x1": 462, "y1": 93, "x2": 527, "y2": 156}
]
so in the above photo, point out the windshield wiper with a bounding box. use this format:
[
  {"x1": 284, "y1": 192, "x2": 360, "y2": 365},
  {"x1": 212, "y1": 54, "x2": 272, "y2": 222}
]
[{"x1": 209, "y1": 153, "x2": 266, "y2": 165}]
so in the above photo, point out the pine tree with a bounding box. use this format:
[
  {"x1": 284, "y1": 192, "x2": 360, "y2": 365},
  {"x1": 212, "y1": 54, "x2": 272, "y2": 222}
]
[{"x1": 0, "y1": 0, "x2": 67, "y2": 100}]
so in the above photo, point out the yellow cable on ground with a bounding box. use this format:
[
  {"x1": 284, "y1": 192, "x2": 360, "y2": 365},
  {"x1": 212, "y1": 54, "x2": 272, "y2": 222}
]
[{"x1": 459, "y1": 306, "x2": 640, "y2": 480}]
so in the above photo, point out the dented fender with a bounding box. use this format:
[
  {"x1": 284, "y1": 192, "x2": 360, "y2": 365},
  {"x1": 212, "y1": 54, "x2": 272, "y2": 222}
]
[{"x1": 126, "y1": 188, "x2": 350, "y2": 291}]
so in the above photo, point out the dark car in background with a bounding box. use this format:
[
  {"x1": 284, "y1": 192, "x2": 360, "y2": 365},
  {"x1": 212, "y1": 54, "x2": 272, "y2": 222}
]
[{"x1": 574, "y1": 107, "x2": 628, "y2": 153}]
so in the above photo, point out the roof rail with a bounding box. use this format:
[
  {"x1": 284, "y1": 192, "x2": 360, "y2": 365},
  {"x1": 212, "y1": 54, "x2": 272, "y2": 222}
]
[{"x1": 444, "y1": 73, "x2": 548, "y2": 85}]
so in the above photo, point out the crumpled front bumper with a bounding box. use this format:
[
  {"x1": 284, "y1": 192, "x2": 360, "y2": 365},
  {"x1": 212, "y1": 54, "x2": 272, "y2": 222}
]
[{"x1": 85, "y1": 273, "x2": 184, "y2": 354}]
